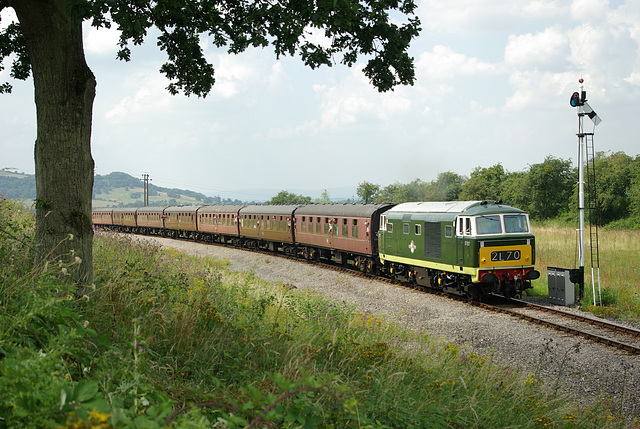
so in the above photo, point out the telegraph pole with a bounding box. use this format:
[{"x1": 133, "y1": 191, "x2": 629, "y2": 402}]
[{"x1": 141, "y1": 173, "x2": 151, "y2": 207}]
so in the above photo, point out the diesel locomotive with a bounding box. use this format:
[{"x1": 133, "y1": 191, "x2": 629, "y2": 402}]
[{"x1": 92, "y1": 200, "x2": 539, "y2": 299}]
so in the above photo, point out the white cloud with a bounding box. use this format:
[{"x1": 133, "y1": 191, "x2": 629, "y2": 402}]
[
  {"x1": 416, "y1": 46, "x2": 499, "y2": 80},
  {"x1": 504, "y1": 70, "x2": 577, "y2": 110},
  {"x1": 0, "y1": 8, "x2": 17, "y2": 31},
  {"x1": 312, "y1": 66, "x2": 412, "y2": 129},
  {"x1": 570, "y1": 0, "x2": 609, "y2": 22},
  {"x1": 418, "y1": 0, "x2": 561, "y2": 34},
  {"x1": 105, "y1": 72, "x2": 174, "y2": 123},
  {"x1": 84, "y1": 25, "x2": 121, "y2": 55},
  {"x1": 520, "y1": 0, "x2": 568, "y2": 19},
  {"x1": 625, "y1": 72, "x2": 640, "y2": 85},
  {"x1": 212, "y1": 53, "x2": 261, "y2": 98},
  {"x1": 268, "y1": 62, "x2": 287, "y2": 89},
  {"x1": 504, "y1": 27, "x2": 569, "y2": 69},
  {"x1": 302, "y1": 26, "x2": 333, "y2": 48}
]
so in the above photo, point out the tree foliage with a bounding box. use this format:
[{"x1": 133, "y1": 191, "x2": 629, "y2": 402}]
[
  {"x1": 630, "y1": 157, "x2": 640, "y2": 222},
  {"x1": 425, "y1": 172, "x2": 465, "y2": 201},
  {"x1": 588, "y1": 151, "x2": 633, "y2": 224},
  {"x1": 315, "y1": 189, "x2": 331, "y2": 204},
  {"x1": 499, "y1": 171, "x2": 530, "y2": 209},
  {"x1": 526, "y1": 156, "x2": 575, "y2": 220},
  {"x1": 460, "y1": 164, "x2": 505, "y2": 201},
  {"x1": 268, "y1": 190, "x2": 311, "y2": 205},
  {"x1": 357, "y1": 181, "x2": 380, "y2": 204},
  {"x1": 1, "y1": 0, "x2": 421, "y2": 95}
]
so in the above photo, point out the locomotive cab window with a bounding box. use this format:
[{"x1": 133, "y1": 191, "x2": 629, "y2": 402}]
[
  {"x1": 457, "y1": 217, "x2": 473, "y2": 236},
  {"x1": 476, "y1": 215, "x2": 502, "y2": 235},
  {"x1": 403, "y1": 223, "x2": 410, "y2": 234},
  {"x1": 504, "y1": 214, "x2": 529, "y2": 233},
  {"x1": 415, "y1": 224, "x2": 422, "y2": 235}
]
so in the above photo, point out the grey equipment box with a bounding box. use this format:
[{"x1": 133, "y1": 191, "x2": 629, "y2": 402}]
[{"x1": 547, "y1": 267, "x2": 575, "y2": 306}]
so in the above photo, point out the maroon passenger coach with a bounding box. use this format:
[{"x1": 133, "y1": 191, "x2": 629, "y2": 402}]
[
  {"x1": 238, "y1": 205, "x2": 299, "y2": 253},
  {"x1": 294, "y1": 203, "x2": 393, "y2": 272}
]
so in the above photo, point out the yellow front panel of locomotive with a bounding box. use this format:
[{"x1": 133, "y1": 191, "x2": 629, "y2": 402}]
[{"x1": 478, "y1": 244, "x2": 532, "y2": 268}]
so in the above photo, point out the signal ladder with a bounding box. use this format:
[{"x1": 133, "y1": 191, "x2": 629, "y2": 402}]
[{"x1": 584, "y1": 132, "x2": 602, "y2": 305}]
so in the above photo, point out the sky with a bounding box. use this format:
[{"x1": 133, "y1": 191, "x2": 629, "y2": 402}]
[{"x1": 1, "y1": 0, "x2": 639, "y2": 202}]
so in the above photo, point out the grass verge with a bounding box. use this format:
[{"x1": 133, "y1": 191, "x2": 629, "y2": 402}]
[{"x1": 530, "y1": 222, "x2": 640, "y2": 322}]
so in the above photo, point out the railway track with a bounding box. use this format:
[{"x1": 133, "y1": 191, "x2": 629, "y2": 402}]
[{"x1": 475, "y1": 299, "x2": 640, "y2": 355}]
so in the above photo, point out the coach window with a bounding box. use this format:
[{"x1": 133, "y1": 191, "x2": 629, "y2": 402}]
[
  {"x1": 403, "y1": 223, "x2": 410, "y2": 234},
  {"x1": 342, "y1": 219, "x2": 348, "y2": 236},
  {"x1": 352, "y1": 219, "x2": 358, "y2": 238},
  {"x1": 415, "y1": 224, "x2": 422, "y2": 235}
]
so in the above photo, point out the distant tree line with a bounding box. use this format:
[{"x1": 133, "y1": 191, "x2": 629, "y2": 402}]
[
  {"x1": 354, "y1": 152, "x2": 640, "y2": 228},
  {"x1": 0, "y1": 175, "x2": 36, "y2": 199},
  {"x1": 5, "y1": 155, "x2": 640, "y2": 227},
  {"x1": 267, "y1": 189, "x2": 335, "y2": 205}
]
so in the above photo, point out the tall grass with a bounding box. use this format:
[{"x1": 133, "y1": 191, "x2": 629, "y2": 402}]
[
  {"x1": 531, "y1": 223, "x2": 640, "y2": 321},
  {"x1": 0, "y1": 198, "x2": 631, "y2": 427}
]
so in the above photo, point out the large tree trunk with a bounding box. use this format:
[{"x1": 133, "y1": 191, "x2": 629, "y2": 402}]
[{"x1": 10, "y1": 0, "x2": 96, "y2": 285}]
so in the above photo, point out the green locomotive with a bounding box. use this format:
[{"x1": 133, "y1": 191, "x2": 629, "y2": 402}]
[{"x1": 378, "y1": 201, "x2": 540, "y2": 299}]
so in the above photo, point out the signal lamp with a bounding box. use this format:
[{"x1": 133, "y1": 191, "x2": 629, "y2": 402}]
[{"x1": 570, "y1": 92, "x2": 583, "y2": 107}]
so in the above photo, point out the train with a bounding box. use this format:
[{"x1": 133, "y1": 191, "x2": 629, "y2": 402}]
[{"x1": 92, "y1": 200, "x2": 540, "y2": 300}]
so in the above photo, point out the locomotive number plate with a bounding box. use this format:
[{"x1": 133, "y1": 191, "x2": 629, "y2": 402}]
[{"x1": 491, "y1": 250, "x2": 521, "y2": 262}]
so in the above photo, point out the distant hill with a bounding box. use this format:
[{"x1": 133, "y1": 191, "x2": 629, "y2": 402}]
[
  {"x1": 1, "y1": 170, "x2": 356, "y2": 206},
  {"x1": 0, "y1": 170, "x2": 35, "y2": 199},
  {"x1": 0, "y1": 171, "x2": 245, "y2": 207},
  {"x1": 92, "y1": 172, "x2": 246, "y2": 207}
]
